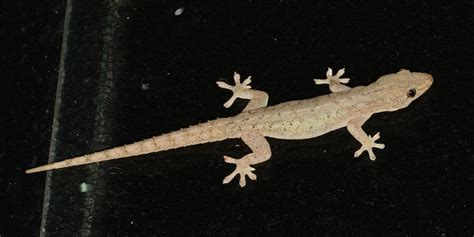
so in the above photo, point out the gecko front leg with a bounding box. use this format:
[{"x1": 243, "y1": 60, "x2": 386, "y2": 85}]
[
  {"x1": 222, "y1": 134, "x2": 271, "y2": 187},
  {"x1": 216, "y1": 72, "x2": 268, "y2": 111},
  {"x1": 314, "y1": 67, "x2": 351, "y2": 92},
  {"x1": 347, "y1": 116, "x2": 385, "y2": 160}
]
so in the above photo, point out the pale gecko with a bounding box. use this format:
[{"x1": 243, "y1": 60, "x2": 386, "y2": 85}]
[{"x1": 26, "y1": 68, "x2": 433, "y2": 187}]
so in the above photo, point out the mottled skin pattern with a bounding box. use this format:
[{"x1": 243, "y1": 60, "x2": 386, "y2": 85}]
[{"x1": 27, "y1": 68, "x2": 433, "y2": 188}]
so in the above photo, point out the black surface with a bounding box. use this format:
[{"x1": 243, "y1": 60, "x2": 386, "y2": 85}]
[
  {"x1": 1, "y1": 0, "x2": 65, "y2": 236},
  {"x1": 3, "y1": 0, "x2": 474, "y2": 236}
]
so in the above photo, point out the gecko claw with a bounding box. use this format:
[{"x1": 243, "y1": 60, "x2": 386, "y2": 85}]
[
  {"x1": 314, "y1": 67, "x2": 350, "y2": 85},
  {"x1": 222, "y1": 155, "x2": 257, "y2": 187},
  {"x1": 217, "y1": 72, "x2": 252, "y2": 108},
  {"x1": 354, "y1": 132, "x2": 385, "y2": 160}
]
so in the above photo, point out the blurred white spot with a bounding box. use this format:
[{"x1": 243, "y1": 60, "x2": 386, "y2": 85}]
[
  {"x1": 141, "y1": 83, "x2": 150, "y2": 90},
  {"x1": 174, "y1": 8, "x2": 184, "y2": 16},
  {"x1": 80, "y1": 183, "x2": 91, "y2": 192}
]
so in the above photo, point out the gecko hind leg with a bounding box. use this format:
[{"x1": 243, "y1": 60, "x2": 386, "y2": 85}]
[
  {"x1": 217, "y1": 72, "x2": 269, "y2": 111},
  {"x1": 314, "y1": 67, "x2": 351, "y2": 92},
  {"x1": 347, "y1": 116, "x2": 385, "y2": 160},
  {"x1": 222, "y1": 134, "x2": 271, "y2": 187}
]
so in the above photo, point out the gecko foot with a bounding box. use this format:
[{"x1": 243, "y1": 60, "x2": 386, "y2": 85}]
[
  {"x1": 222, "y1": 155, "x2": 257, "y2": 188},
  {"x1": 216, "y1": 72, "x2": 252, "y2": 108},
  {"x1": 354, "y1": 132, "x2": 385, "y2": 160},
  {"x1": 314, "y1": 67, "x2": 350, "y2": 85}
]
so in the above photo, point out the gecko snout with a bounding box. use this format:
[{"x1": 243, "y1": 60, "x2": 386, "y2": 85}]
[
  {"x1": 423, "y1": 73, "x2": 433, "y2": 90},
  {"x1": 413, "y1": 72, "x2": 433, "y2": 99},
  {"x1": 426, "y1": 74, "x2": 433, "y2": 85}
]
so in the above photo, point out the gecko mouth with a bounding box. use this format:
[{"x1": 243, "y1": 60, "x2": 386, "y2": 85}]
[
  {"x1": 426, "y1": 74, "x2": 433, "y2": 86},
  {"x1": 426, "y1": 75, "x2": 433, "y2": 88},
  {"x1": 419, "y1": 74, "x2": 433, "y2": 95}
]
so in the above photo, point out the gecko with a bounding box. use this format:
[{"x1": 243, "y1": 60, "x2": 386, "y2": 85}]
[{"x1": 26, "y1": 68, "x2": 433, "y2": 187}]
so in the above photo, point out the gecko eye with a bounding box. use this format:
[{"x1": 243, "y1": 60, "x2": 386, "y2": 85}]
[{"x1": 407, "y1": 89, "x2": 416, "y2": 98}]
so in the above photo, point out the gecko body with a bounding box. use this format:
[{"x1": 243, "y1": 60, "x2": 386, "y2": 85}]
[{"x1": 27, "y1": 68, "x2": 433, "y2": 187}]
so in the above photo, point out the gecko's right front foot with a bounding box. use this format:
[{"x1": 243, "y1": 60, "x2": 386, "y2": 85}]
[
  {"x1": 222, "y1": 155, "x2": 257, "y2": 188},
  {"x1": 216, "y1": 72, "x2": 252, "y2": 108},
  {"x1": 354, "y1": 132, "x2": 385, "y2": 160}
]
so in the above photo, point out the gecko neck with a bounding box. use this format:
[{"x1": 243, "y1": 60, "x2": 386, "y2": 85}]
[{"x1": 361, "y1": 81, "x2": 403, "y2": 113}]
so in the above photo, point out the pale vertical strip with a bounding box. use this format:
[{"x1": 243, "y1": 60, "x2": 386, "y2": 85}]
[{"x1": 39, "y1": 0, "x2": 73, "y2": 236}]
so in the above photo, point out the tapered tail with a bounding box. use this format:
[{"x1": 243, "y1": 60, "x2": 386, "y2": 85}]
[{"x1": 26, "y1": 118, "x2": 236, "y2": 174}]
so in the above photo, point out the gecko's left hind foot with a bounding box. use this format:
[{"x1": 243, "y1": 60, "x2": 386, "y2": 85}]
[
  {"x1": 222, "y1": 155, "x2": 257, "y2": 188},
  {"x1": 314, "y1": 67, "x2": 350, "y2": 85},
  {"x1": 354, "y1": 132, "x2": 385, "y2": 160},
  {"x1": 216, "y1": 72, "x2": 252, "y2": 108}
]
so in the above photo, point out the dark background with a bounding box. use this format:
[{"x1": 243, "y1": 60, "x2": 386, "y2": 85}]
[
  {"x1": 1, "y1": 0, "x2": 65, "y2": 236},
  {"x1": 2, "y1": 0, "x2": 473, "y2": 236}
]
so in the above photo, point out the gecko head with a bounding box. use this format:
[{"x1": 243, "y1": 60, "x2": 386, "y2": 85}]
[{"x1": 375, "y1": 69, "x2": 433, "y2": 110}]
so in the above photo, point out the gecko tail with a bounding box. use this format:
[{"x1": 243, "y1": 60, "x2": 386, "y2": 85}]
[
  {"x1": 26, "y1": 118, "x2": 235, "y2": 174},
  {"x1": 25, "y1": 146, "x2": 138, "y2": 174},
  {"x1": 26, "y1": 160, "x2": 75, "y2": 173}
]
